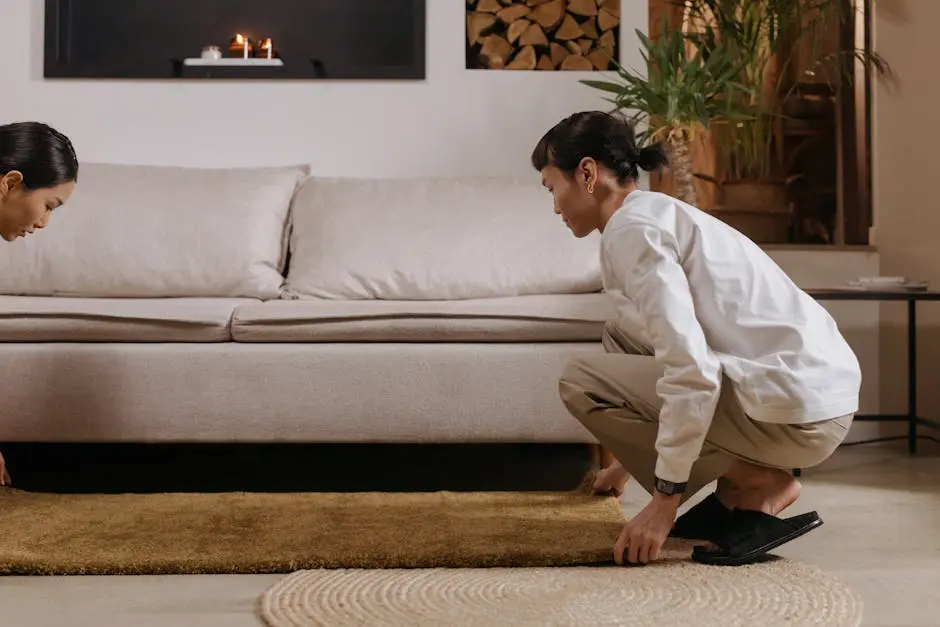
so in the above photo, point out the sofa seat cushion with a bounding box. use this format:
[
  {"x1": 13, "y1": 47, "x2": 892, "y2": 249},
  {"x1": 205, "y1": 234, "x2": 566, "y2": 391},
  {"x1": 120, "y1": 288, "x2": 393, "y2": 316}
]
[
  {"x1": 231, "y1": 293, "x2": 615, "y2": 342},
  {"x1": 0, "y1": 297, "x2": 258, "y2": 342}
]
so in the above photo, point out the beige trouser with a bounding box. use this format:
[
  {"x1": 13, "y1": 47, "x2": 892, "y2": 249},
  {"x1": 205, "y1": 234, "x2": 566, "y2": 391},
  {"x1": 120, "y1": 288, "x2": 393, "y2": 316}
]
[{"x1": 560, "y1": 322, "x2": 853, "y2": 501}]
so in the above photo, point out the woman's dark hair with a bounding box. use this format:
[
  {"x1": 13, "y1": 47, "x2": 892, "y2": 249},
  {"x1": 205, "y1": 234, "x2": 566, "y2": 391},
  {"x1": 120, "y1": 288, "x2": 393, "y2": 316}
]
[
  {"x1": 0, "y1": 121, "x2": 78, "y2": 190},
  {"x1": 531, "y1": 111, "x2": 668, "y2": 183}
]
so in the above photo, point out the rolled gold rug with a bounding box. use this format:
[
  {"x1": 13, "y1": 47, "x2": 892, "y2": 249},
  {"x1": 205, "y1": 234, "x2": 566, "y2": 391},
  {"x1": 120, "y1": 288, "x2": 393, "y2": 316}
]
[
  {"x1": 260, "y1": 565, "x2": 863, "y2": 627},
  {"x1": 0, "y1": 474, "x2": 625, "y2": 575}
]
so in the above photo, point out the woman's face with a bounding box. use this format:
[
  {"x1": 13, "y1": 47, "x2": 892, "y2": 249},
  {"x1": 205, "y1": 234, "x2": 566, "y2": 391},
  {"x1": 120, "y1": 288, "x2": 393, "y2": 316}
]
[
  {"x1": 540, "y1": 160, "x2": 600, "y2": 239},
  {"x1": 0, "y1": 172, "x2": 75, "y2": 242}
]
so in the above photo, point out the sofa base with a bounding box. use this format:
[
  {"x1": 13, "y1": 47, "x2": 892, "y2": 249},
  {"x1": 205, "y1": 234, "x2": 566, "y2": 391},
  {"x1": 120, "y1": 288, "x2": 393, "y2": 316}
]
[
  {"x1": 0, "y1": 342, "x2": 602, "y2": 443},
  {"x1": 1, "y1": 441, "x2": 596, "y2": 494}
]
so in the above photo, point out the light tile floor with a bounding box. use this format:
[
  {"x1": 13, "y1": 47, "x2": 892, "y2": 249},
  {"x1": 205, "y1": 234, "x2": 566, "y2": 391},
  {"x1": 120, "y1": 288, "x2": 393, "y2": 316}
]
[{"x1": 1, "y1": 441, "x2": 938, "y2": 626}]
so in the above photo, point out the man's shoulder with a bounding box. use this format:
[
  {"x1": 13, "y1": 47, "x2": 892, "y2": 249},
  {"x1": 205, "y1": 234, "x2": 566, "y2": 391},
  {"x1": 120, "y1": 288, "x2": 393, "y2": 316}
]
[{"x1": 605, "y1": 192, "x2": 681, "y2": 243}]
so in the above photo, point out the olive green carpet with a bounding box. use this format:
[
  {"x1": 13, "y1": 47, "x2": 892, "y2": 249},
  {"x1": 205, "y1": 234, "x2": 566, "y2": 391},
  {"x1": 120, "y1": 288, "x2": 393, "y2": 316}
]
[{"x1": 0, "y1": 474, "x2": 627, "y2": 575}]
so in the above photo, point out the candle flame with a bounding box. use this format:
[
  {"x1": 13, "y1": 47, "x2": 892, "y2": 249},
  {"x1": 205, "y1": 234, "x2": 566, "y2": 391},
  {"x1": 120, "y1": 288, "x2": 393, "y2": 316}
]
[{"x1": 234, "y1": 33, "x2": 245, "y2": 44}]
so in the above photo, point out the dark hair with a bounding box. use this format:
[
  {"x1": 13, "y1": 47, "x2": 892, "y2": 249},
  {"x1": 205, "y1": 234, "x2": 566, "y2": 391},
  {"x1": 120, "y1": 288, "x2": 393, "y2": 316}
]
[
  {"x1": 0, "y1": 121, "x2": 78, "y2": 190},
  {"x1": 531, "y1": 111, "x2": 668, "y2": 183}
]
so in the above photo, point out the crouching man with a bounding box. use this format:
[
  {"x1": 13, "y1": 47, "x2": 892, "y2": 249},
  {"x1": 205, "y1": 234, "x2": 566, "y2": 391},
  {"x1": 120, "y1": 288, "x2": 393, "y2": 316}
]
[{"x1": 531, "y1": 111, "x2": 860, "y2": 566}]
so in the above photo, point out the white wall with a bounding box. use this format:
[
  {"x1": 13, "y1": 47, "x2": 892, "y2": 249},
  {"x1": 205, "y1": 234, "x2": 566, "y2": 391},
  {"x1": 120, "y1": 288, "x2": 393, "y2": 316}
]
[
  {"x1": 872, "y1": 2, "x2": 940, "y2": 435},
  {"x1": 2, "y1": 0, "x2": 646, "y2": 177},
  {"x1": 2, "y1": 0, "x2": 884, "y2": 438}
]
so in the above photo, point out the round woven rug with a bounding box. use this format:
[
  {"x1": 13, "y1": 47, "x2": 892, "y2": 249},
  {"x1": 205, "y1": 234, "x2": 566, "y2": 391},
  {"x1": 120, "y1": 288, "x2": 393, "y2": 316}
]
[{"x1": 260, "y1": 561, "x2": 863, "y2": 627}]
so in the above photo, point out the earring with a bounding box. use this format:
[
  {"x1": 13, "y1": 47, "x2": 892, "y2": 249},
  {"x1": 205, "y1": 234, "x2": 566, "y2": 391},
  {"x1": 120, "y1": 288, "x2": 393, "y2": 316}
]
[{"x1": 587, "y1": 184, "x2": 595, "y2": 194}]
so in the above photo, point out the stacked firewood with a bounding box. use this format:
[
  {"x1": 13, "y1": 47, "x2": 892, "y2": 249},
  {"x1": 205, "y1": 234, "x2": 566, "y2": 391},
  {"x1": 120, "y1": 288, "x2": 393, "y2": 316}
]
[{"x1": 466, "y1": 0, "x2": 620, "y2": 70}]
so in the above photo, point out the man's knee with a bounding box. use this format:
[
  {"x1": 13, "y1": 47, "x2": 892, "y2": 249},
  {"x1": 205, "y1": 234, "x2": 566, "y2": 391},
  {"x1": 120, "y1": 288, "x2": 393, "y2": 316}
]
[
  {"x1": 558, "y1": 355, "x2": 630, "y2": 421},
  {"x1": 558, "y1": 356, "x2": 600, "y2": 419},
  {"x1": 559, "y1": 356, "x2": 590, "y2": 397}
]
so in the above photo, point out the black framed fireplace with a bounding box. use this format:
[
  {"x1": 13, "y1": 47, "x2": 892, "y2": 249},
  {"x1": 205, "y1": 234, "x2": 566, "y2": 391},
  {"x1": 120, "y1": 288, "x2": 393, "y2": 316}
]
[{"x1": 44, "y1": 0, "x2": 426, "y2": 80}]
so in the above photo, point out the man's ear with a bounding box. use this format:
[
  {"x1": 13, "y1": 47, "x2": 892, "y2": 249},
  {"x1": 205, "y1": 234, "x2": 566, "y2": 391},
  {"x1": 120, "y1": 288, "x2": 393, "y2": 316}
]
[
  {"x1": 0, "y1": 171, "x2": 24, "y2": 196},
  {"x1": 577, "y1": 157, "x2": 597, "y2": 186}
]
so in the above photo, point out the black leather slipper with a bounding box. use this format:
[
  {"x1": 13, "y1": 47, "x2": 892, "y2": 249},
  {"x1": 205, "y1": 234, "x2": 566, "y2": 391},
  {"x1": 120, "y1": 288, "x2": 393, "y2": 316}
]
[
  {"x1": 670, "y1": 492, "x2": 733, "y2": 543},
  {"x1": 690, "y1": 508, "x2": 824, "y2": 566}
]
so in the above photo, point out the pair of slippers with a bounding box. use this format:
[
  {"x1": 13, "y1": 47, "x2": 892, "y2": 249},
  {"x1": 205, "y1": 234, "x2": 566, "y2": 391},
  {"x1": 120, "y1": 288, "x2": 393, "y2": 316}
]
[{"x1": 669, "y1": 493, "x2": 824, "y2": 566}]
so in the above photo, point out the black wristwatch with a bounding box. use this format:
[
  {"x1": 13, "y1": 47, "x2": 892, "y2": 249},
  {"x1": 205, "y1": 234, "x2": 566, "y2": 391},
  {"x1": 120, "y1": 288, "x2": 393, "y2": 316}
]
[{"x1": 654, "y1": 477, "x2": 688, "y2": 496}]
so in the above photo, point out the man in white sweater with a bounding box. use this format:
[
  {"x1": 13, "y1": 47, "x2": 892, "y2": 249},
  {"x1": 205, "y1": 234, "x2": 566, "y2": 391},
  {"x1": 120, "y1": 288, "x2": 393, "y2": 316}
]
[{"x1": 531, "y1": 111, "x2": 860, "y2": 566}]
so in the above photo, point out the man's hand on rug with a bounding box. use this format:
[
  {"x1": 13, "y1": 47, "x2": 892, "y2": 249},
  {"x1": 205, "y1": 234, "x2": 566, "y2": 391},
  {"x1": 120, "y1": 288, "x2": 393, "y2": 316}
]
[
  {"x1": 614, "y1": 493, "x2": 680, "y2": 565},
  {"x1": 0, "y1": 450, "x2": 10, "y2": 487}
]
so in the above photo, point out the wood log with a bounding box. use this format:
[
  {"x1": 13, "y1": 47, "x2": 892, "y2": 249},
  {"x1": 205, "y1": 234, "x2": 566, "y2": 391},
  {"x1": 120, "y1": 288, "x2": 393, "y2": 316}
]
[
  {"x1": 580, "y1": 16, "x2": 599, "y2": 39},
  {"x1": 468, "y1": 12, "x2": 498, "y2": 46},
  {"x1": 599, "y1": 0, "x2": 619, "y2": 16},
  {"x1": 497, "y1": 4, "x2": 531, "y2": 24},
  {"x1": 587, "y1": 47, "x2": 611, "y2": 70},
  {"x1": 507, "y1": 44, "x2": 537, "y2": 70},
  {"x1": 598, "y1": 7, "x2": 620, "y2": 31},
  {"x1": 466, "y1": 0, "x2": 614, "y2": 71},
  {"x1": 479, "y1": 35, "x2": 512, "y2": 68},
  {"x1": 599, "y1": 29, "x2": 616, "y2": 56},
  {"x1": 550, "y1": 41, "x2": 569, "y2": 66},
  {"x1": 530, "y1": 0, "x2": 565, "y2": 29},
  {"x1": 520, "y1": 22, "x2": 550, "y2": 47},
  {"x1": 508, "y1": 18, "x2": 531, "y2": 44},
  {"x1": 561, "y1": 54, "x2": 593, "y2": 70},
  {"x1": 567, "y1": 0, "x2": 598, "y2": 17},
  {"x1": 555, "y1": 13, "x2": 584, "y2": 39}
]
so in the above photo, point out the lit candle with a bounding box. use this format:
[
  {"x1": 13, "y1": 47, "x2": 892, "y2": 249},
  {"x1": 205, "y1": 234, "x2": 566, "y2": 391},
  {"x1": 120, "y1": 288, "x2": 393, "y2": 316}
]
[
  {"x1": 256, "y1": 37, "x2": 273, "y2": 60},
  {"x1": 229, "y1": 33, "x2": 252, "y2": 59}
]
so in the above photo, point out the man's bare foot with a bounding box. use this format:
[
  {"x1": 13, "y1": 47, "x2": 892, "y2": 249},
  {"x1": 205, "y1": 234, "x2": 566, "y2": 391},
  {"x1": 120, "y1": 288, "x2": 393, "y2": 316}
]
[
  {"x1": 719, "y1": 461, "x2": 801, "y2": 516},
  {"x1": 0, "y1": 449, "x2": 10, "y2": 487},
  {"x1": 593, "y1": 461, "x2": 630, "y2": 497}
]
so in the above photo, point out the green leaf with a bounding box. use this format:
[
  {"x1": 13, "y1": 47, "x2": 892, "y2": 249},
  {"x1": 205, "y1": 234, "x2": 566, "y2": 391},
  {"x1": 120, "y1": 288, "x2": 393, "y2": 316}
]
[{"x1": 579, "y1": 80, "x2": 626, "y2": 94}]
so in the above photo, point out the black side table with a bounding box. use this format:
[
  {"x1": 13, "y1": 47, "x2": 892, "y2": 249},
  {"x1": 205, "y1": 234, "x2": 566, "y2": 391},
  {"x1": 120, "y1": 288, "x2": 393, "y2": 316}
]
[{"x1": 807, "y1": 288, "x2": 940, "y2": 453}]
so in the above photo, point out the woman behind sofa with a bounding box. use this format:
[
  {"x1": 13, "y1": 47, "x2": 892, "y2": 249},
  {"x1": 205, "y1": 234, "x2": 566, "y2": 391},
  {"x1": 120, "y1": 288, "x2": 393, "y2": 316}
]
[{"x1": 0, "y1": 120, "x2": 79, "y2": 485}]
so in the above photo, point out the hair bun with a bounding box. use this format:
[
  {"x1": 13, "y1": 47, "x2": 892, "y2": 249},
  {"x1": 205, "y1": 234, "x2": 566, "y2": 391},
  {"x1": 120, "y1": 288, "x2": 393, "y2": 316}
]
[
  {"x1": 637, "y1": 144, "x2": 669, "y2": 172},
  {"x1": 616, "y1": 161, "x2": 636, "y2": 178}
]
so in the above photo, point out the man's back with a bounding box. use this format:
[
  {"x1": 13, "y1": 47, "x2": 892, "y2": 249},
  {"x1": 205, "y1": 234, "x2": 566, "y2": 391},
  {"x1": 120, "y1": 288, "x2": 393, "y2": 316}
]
[{"x1": 600, "y1": 190, "x2": 861, "y2": 425}]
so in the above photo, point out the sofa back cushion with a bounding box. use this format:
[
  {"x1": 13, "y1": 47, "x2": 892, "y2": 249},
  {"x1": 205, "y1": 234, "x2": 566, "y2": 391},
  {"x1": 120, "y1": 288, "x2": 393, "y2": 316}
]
[
  {"x1": 0, "y1": 163, "x2": 307, "y2": 299},
  {"x1": 284, "y1": 177, "x2": 602, "y2": 300}
]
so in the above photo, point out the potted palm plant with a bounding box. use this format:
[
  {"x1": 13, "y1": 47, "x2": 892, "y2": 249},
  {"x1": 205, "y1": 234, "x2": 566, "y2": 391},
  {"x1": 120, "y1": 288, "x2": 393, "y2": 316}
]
[
  {"x1": 678, "y1": 0, "x2": 891, "y2": 241},
  {"x1": 580, "y1": 16, "x2": 753, "y2": 207}
]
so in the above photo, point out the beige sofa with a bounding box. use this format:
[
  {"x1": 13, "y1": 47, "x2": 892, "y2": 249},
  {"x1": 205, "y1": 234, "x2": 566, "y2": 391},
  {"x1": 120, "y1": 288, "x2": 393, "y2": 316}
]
[{"x1": 0, "y1": 164, "x2": 614, "y2": 446}]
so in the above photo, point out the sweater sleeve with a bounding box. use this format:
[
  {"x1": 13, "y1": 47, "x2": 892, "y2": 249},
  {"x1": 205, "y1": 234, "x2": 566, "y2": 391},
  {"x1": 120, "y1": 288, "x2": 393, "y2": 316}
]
[{"x1": 603, "y1": 221, "x2": 723, "y2": 483}]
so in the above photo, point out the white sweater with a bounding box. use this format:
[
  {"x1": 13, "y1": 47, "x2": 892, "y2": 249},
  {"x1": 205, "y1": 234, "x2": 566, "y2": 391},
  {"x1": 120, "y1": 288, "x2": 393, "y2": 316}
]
[{"x1": 600, "y1": 190, "x2": 861, "y2": 484}]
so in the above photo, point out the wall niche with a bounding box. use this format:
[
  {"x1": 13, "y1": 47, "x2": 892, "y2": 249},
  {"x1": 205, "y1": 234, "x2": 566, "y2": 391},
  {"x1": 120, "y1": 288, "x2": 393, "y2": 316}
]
[
  {"x1": 466, "y1": 0, "x2": 620, "y2": 71},
  {"x1": 44, "y1": 0, "x2": 426, "y2": 80}
]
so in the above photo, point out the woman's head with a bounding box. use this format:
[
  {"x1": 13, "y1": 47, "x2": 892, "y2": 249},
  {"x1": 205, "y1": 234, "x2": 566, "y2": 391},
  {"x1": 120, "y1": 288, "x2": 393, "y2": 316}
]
[
  {"x1": 0, "y1": 121, "x2": 78, "y2": 242},
  {"x1": 531, "y1": 111, "x2": 668, "y2": 237}
]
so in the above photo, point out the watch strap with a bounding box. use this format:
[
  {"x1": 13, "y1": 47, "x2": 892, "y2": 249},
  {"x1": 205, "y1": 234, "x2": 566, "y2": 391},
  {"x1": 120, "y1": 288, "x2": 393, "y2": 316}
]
[{"x1": 654, "y1": 477, "x2": 688, "y2": 495}]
